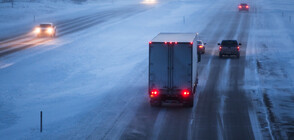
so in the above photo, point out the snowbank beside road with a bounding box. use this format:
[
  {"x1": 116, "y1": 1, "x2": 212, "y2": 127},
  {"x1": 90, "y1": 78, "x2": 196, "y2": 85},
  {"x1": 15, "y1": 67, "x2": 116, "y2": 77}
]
[{"x1": 244, "y1": 0, "x2": 294, "y2": 139}]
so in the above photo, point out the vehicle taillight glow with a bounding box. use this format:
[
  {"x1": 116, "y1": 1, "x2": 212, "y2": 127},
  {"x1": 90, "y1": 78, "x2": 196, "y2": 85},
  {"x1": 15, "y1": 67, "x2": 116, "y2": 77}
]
[
  {"x1": 190, "y1": 42, "x2": 193, "y2": 45},
  {"x1": 164, "y1": 42, "x2": 167, "y2": 44},
  {"x1": 149, "y1": 41, "x2": 152, "y2": 44},
  {"x1": 175, "y1": 42, "x2": 178, "y2": 44},
  {"x1": 150, "y1": 89, "x2": 159, "y2": 98},
  {"x1": 170, "y1": 41, "x2": 172, "y2": 44},
  {"x1": 219, "y1": 46, "x2": 222, "y2": 51},
  {"x1": 199, "y1": 45, "x2": 203, "y2": 48},
  {"x1": 246, "y1": 5, "x2": 249, "y2": 8},
  {"x1": 237, "y1": 46, "x2": 240, "y2": 51},
  {"x1": 239, "y1": 5, "x2": 242, "y2": 8},
  {"x1": 182, "y1": 90, "x2": 190, "y2": 97}
]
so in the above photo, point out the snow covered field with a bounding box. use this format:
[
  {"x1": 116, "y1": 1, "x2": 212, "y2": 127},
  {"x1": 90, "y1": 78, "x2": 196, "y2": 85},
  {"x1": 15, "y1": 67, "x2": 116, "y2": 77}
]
[{"x1": 0, "y1": 0, "x2": 293, "y2": 139}]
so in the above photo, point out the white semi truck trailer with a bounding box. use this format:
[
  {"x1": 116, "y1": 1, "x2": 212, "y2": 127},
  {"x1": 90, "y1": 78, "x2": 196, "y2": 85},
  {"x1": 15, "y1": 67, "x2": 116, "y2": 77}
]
[{"x1": 148, "y1": 33, "x2": 201, "y2": 107}]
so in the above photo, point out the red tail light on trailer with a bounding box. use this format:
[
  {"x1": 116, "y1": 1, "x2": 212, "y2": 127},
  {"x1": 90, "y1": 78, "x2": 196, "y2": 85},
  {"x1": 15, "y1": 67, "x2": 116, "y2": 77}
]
[
  {"x1": 182, "y1": 90, "x2": 190, "y2": 97},
  {"x1": 150, "y1": 89, "x2": 159, "y2": 98}
]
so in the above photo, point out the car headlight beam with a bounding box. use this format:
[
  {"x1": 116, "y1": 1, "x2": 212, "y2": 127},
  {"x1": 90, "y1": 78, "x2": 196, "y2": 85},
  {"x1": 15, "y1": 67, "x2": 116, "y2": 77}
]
[
  {"x1": 47, "y1": 28, "x2": 53, "y2": 34},
  {"x1": 34, "y1": 27, "x2": 41, "y2": 34}
]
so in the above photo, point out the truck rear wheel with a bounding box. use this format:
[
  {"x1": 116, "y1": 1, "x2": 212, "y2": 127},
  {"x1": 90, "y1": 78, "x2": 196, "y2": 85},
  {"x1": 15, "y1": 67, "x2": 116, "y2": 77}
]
[
  {"x1": 219, "y1": 54, "x2": 223, "y2": 58},
  {"x1": 237, "y1": 54, "x2": 240, "y2": 58},
  {"x1": 183, "y1": 99, "x2": 194, "y2": 108},
  {"x1": 150, "y1": 99, "x2": 162, "y2": 107}
]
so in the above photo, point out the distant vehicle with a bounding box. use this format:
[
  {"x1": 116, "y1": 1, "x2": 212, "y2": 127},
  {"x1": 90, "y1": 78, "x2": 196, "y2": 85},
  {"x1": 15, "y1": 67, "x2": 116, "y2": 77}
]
[
  {"x1": 148, "y1": 33, "x2": 201, "y2": 107},
  {"x1": 218, "y1": 40, "x2": 241, "y2": 58},
  {"x1": 34, "y1": 23, "x2": 56, "y2": 37},
  {"x1": 238, "y1": 3, "x2": 249, "y2": 11},
  {"x1": 197, "y1": 40, "x2": 206, "y2": 54}
]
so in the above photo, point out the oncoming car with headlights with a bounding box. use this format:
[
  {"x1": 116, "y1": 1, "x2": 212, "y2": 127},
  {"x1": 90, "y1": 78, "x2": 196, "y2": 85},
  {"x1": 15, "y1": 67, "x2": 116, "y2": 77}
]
[{"x1": 34, "y1": 23, "x2": 56, "y2": 37}]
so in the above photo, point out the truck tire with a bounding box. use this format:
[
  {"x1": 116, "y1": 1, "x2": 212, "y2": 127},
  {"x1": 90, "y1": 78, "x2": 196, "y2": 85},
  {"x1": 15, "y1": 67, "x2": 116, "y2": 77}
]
[
  {"x1": 150, "y1": 99, "x2": 162, "y2": 107},
  {"x1": 183, "y1": 99, "x2": 194, "y2": 108},
  {"x1": 219, "y1": 54, "x2": 223, "y2": 58}
]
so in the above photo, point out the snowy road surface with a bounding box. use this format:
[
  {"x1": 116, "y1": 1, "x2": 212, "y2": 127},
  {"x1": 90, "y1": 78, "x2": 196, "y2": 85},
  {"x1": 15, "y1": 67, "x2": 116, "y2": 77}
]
[{"x1": 0, "y1": 0, "x2": 293, "y2": 139}]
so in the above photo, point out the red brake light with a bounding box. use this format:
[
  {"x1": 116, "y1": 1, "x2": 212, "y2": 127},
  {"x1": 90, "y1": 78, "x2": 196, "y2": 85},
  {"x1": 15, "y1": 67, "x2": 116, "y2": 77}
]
[
  {"x1": 150, "y1": 89, "x2": 159, "y2": 98},
  {"x1": 199, "y1": 45, "x2": 203, "y2": 48},
  {"x1": 190, "y1": 42, "x2": 193, "y2": 45},
  {"x1": 219, "y1": 46, "x2": 222, "y2": 51},
  {"x1": 237, "y1": 46, "x2": 240, "y2": 51},
  {"x1": 182, "y1": 90, "x2": 190, "y2": 97},
  {"x1": 239, "y1": 5, "x2": 242, "y2": 8},
  {"x1": 149, "y1": 41, "x2": 152, "y2": 44},
  {"x1": 175, "y1": 42, "x2": 178, "y2": 44},
  {"x1": 164, "y1": 42, "x2": 167, "y2": 44},
  {"x1": 151, "y1": 90, "x2": 158, "y2": 95},
  {"x1": 246, "y1": 5, "x2": 249, "y2": 8},
  {"x1": 169, "y1": 41, "x2": 172, "y2": 44}
]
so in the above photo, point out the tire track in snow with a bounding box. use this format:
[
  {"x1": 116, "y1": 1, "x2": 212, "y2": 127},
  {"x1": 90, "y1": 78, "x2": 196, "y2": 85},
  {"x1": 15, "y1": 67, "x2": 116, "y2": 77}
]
[
  {"x1": 216, "y1": 12, "x2": 245, "y2": 139},
  {"x1": 217, "y1": 59, "x2": 230, "y2": 140},
  {"x1": 192, "y1": 13, "x2": 238, "y2": 140},
  {"x1": 150, "y1": 109, "x2": 167, "y2": 140},
  {"x1": 187, "y1": 7, "x2": 231, "y2": 140},
  {"x1": 221, "y1": 8, "x2": 255, "y2": 139},
  {"x1": 216, "y1": 13, "x2": 245, "y2": 134},
  {"x1": 189, "y1": 3, "x2": 243, "y2": 139}
]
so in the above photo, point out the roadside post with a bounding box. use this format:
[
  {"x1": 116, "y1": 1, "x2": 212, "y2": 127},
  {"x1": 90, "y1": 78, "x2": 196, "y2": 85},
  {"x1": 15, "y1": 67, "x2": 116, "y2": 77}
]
[{"x1": 40, "y1": 111, "x2": 42, "y2": 133}]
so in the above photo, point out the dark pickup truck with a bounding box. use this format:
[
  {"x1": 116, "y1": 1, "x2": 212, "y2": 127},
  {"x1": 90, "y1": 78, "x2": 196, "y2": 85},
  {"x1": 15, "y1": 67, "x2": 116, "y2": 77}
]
[{"x1": 218, "y1": 40, "x2": 241, "y2": 58}]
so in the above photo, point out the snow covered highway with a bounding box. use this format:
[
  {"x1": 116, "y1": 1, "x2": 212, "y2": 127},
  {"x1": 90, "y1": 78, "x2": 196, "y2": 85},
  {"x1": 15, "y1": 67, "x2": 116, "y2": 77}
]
[{"x1": 0, "y1": 0, "x2": 293, "y2": 139}]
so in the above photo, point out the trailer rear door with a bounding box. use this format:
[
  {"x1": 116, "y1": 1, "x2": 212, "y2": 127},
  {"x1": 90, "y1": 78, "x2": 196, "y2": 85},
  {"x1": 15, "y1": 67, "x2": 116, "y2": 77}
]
[
  {"x1": 172, "y1": 43, "x2": 192, "y2": 90},
  {"x1": 149, "y1": 43, "x2": 169, "y2": 90},
  {"x1": 149, "y1": 43, "x2": 192, "y2": 92}
]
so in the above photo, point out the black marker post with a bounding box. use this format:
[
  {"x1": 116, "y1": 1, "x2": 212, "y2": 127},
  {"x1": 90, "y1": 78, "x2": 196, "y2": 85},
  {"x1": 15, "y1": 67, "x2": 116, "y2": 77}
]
[{"x1": 40, "y1": 111, "x2": 42, "y2": 133}]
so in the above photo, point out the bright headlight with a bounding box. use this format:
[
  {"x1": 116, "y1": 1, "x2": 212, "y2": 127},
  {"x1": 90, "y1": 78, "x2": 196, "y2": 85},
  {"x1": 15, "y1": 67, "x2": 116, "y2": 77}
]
[
  {"x1": 142, "y1": 0, "x2": 157, "y2": 4},
  {"x1": 34, "y1": 27, "x2": 41, "y2": 34},
  {"x1": 47, "y1": 28, "x2": 53, "y2": 34}
]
